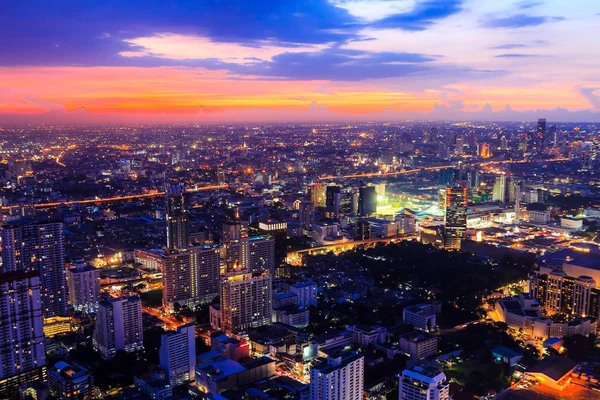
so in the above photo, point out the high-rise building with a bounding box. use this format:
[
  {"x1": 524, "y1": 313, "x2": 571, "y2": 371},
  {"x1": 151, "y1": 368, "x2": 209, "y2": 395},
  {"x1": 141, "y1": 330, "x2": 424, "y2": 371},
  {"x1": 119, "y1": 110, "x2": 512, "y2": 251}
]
[
  {"x1": 1, "y1": 221, "x2": 67, "y2": 318},
  {"x1": 67, "y1": 261, "x2": 100, "y2": 314},
  {"x1": 398, "y1": 364, "x2": 450, "y2": 400},
  {"x1": 93, "y1": 296, "x2": 144, "y2": 359},
  {"x1": 325, "y1": 185, "x2": 341, "y2": 219},
  {"x1": 162, "y1": 245, "x2": 221, "y2": 311},
  {"x1": 351, "y1": 192, "x2": 359, "y2": 216},
  {"x1": 396, "y1": 209, "x2": 417, "y2": 234},
  {"x1": 530, "y1": 271, "x2": 600, "y2": 319},
  {"x1": 443, "y1": 187, "x2": 468, "y2": 250},
  {"x1": 166, "y1": 185, "x2": 190, "y2": 250},
  {"x1": 355, "y1": 219, "x2": 371, "y2": 241},
  {"x1": 548, "y1": 124, "x2": 557, "y2": 148},
  {"x1": 222, "y1": 219, "x2": 249, "y2": 242},
  {"x1": 159, "y1": 325, "x2": 196, "y2": 386},
  {"x1": 536, "y1": 118, "x2": 547, "y2": 153},
  {"x1": 492, "y1": 174, "x2": 507, "y2": 202},
  {"x1": 299, "y1": 201, "x2": 314, "y2": 231},
  {"x1": 248, "y1": 236, "x2": 275, "y2": 275},
  {"x1": 48, "y1": 361, "x2": 94, "y2": 400},
  {"x1": 309, "y1": 351, "x2": 364, "y2": 400},
  {"x1": 308, "y1": 183, "x2": 326, "y2": 208},
  {"x1": 0, "y1": 271, "x2": 46, "y2": 399},
  {"x1": 358, "y1": 186, "x2": 377, "y2": 217},
  {"x1": 220, "y1": 268, "x2": 272, "y2": 333},
  {"x1": 258, "y1": 221, "x2": 288, "y2": 270}
]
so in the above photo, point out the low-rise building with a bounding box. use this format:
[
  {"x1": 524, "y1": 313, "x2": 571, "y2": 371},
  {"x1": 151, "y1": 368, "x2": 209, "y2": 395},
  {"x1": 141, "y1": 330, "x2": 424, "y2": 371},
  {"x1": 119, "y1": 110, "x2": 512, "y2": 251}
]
[
  {"x1": 399, "y1": 330, "x2": 438, "y2": 360},
  {"x1": 47, "y1": 362, "x2": 94, "y2": 400}
]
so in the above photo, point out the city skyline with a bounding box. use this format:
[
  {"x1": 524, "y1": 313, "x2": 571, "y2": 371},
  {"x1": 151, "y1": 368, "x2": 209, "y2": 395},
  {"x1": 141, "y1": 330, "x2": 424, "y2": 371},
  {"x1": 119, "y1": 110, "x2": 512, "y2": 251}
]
[{"x1": 1, "y1": 1, "x2": 600, "y2": 123}]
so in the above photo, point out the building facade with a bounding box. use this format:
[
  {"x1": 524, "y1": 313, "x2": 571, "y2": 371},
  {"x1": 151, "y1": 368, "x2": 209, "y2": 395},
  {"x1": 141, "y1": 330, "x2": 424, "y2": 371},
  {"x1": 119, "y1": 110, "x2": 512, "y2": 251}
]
[{"x1": 93, "y1": 296, "x2": 144, "y2": 358}]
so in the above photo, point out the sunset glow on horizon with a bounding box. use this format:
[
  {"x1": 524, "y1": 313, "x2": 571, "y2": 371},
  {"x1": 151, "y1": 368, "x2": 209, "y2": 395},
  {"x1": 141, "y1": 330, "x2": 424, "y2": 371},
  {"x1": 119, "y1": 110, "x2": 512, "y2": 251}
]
[{"x1": 1, "y1": 0, "x2": 599, "y2": 123}]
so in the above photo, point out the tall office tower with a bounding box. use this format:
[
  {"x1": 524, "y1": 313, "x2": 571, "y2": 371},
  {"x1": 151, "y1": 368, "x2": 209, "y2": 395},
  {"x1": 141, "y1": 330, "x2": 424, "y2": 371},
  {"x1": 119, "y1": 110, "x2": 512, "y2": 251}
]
[
  {"x1": 443, "y1": 187, "x2": 468, "y2": 250},
  {"x1": 258, "y1": 221, "x2": 287, "y2": 269},
  {"x1": 536, "y1": 118, "x2": 547, "y2": 153},
  {"x1": 355, "y1": 219, "x2": 371, "y2": 241},
  {"x1": 248, "y1": 236, "x2": 275, "y2": 275},
  {"x1": 159, "y1": 325, "x2": 196, "y2": 386},
  {"x1": 454, "y1": 135, "x2": 464, "y2": 155},
  {"x1": 399, "y1": 365, "x2": 450, "y2": 400},
  {"x1": 439, "y1": 168, "x2": 459, "y2": 186},
  {"x1": 67, "y1": 261, "x2": 100, "y2": 314},
  {"x1": 548, "y1": 124, "x2": 558, "y2": 148},
  {"x1": 530, "y1": 272, "x2": 600, "y2": 318},
  {"x1": 1, "y1": 221, "x2": 67, "y2": 318},
  {"x1": 0, "y1": 271, "x2": 46, "y2": 399},
  {"x1": 308, "y1": 182, "x2": 326, "y2": 208},
  {"x1": 460, "y1": 169, "x2": 479, "y2": 189},
  {"x1": 166, "y1": 184, "x2": 189, "y2": 250},
  {"x1": 358, "y1": 186, "x2": 377, "y2": 217},
  {"x1": 492, "y1": 174, "x2": 507, "y2": 202},
  {"x1": 222, "y1": 219, "x2": 249, "y2": 242},
  {"x1": 309, "y1": 351, "x2": 364, "y2": 400},
  {"x1": 162, "y1": 245, "x2": 221, "y2": 311},
  {"x1": 514, "y1": 181, "x2": 521, "y2": 222},
  {"x1": 325, "y1": 185, "x2": 341, "y2": 219},
  {"x1": 93, "y1": 296, "x2": 143, "y2": 359},
  {"x1": 299, "y1": 201, "x2": 315, "y2": 231},
  {"x1": 220, "y1": 268, "x2": 272, "y2": 333},
  {"x1": 582, "y1": 150, "x2": 594, "y2": 171},
  {"x1": 351, "y1": 192, "x2": 359, "y2": 216}
]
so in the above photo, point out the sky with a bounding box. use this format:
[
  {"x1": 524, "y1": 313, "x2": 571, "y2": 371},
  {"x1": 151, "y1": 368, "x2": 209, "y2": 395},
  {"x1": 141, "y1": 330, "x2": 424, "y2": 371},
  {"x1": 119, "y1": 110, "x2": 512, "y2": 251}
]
[{"x1": 1, "y1": 0, "x2": 599, "y2": 123}]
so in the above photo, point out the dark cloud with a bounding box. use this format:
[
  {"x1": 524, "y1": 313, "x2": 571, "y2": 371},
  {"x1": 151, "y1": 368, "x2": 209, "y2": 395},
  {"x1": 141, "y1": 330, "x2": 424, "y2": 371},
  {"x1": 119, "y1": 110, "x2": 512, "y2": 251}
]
[
  {"x1": 483, "y1": 14, "x2": 564, "y2": 28},
  {"x1": 518, "y1": 1, "x2": 544, "y2": 10},
  {"x1": 371, "y1": 0, "x2": 464, "y2": 31}
]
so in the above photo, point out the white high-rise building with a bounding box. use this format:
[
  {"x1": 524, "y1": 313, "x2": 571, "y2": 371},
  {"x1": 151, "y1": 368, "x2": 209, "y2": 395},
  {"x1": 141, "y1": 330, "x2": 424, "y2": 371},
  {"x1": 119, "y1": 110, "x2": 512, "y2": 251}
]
[
  {"x1": 399, "y1": 365, "x2": 450, "y2": 400},
  {"x1": 1, "y1": 221, "x2": 67, "y2": 318},
  {"x1": 492, "y1": 174, "x2": 507, "y2": 203},
  {"x1": 288, "y1": 280, "x2": 318, "y2": 308},
  {"x1": 220, "y1": 268, "x2": 272, "y2": 334},
  {"x1": 159, "y1": 325, "x2": 196, "y2": 386},
  {"x1": 309, "y1": 351, "x2": 364, "y2": 400},
  {"x1": 93, "y1": 296, "x2": 143, "y2": 359},
  {"x1": 0, "y1": 271, "x2": 46, "y2": 399},
  {"x1": 67, "y1": 261, "x2": 100, "y2": 313}
]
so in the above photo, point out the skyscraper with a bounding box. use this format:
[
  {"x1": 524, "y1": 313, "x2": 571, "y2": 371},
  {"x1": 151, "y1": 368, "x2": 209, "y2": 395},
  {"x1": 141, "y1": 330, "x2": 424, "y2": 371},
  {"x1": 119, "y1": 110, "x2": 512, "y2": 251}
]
[
  {"x1": 309, "y1": 351, "x2": 364, "y2": 400},
  {"x1": 358, "y1": 186, "x2": 377, "y2": 217},
  {"x1": 93, "y1": 296, "x2": 144, "y2": 359},
  {"x1": 398, "y1": 364, "x2": 450, "y2": 400},
  {"x1": 159, "y1": 324, "x2": 196, "y2": 386},
  {"x1": 220, "y1": 268, "x2": 272, "y2": 334},
  {"x1": 492, "y1": 174, "x2": 507, "y2": 203},
  {"x1": 166, "y1": 185, "x2": 189, "y2": 250},
  {"x1": 0, "y1": 271, "x2": 46, "y2": 399},
  {"x1": 536, "y1": 118, "x2": 547, "y2": 153},
  {"x1": 308, "y1": 182, "x2": 326, "y2": 208},
  {"x1": 1, "y1": 221, "x2": 67, "y2": 318},
  {"x1": 325, "y1": 185, "x2": 341, "y2": 219},
  {"x1": 222, "y1": 219, "x2": 249, "y2": 242},
  {"x1": 162, "y1": 244, "x2": 221, "y2": 311},
  {"x1": 67, "y1": 261, "x2": 100, "y2": 314},
  {"x1": 299, "y1": 200, "x2": 314, "y2": 231},
  {"x1": 444, "y1": 187, "x2": 468, "y2": 250}
]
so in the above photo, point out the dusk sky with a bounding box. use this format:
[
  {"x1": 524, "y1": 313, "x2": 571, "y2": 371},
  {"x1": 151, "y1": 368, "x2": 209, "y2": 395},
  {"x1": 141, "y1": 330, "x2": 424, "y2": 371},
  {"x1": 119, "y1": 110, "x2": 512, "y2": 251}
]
[{"x1": 1, "y1": 0, "x2": 600, "y2": 123}]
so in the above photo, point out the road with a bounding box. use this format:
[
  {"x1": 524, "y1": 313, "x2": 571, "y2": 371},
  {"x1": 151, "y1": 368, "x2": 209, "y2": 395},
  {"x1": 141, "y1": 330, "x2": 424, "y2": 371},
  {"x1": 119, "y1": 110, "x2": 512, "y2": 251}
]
[{"x1": 1, "y1": 156, "x2": 567, "y2": 212}]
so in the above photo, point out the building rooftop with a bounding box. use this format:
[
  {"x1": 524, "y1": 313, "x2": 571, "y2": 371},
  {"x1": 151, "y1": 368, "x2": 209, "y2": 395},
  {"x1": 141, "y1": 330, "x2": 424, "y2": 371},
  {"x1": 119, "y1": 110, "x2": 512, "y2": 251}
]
[
  {"x1": 492, "y1": 346, "x2": 521, "y2": 359},
  {"x1": 400, "y1": 330, "x2": 436, "y2": 343},
  {"x1": 528, "y1": 356, "x2": 577, "y2": 381}
]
